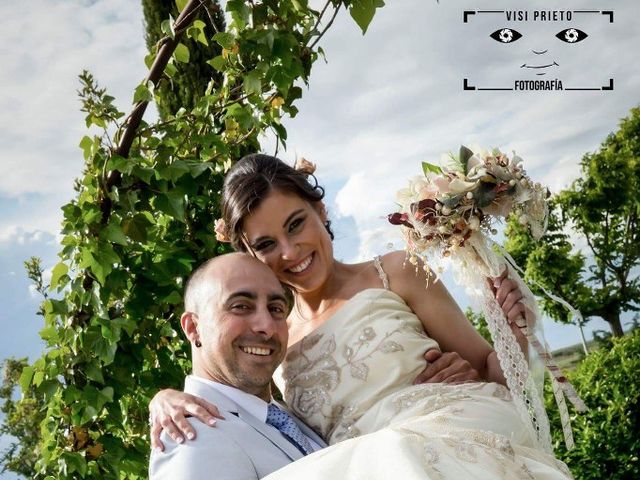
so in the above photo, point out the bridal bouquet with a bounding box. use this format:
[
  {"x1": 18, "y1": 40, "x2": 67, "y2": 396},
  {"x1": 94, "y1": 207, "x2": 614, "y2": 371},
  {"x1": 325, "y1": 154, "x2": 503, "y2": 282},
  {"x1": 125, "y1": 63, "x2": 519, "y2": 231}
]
[{"x1": 389, "y1": 146, "x2": 586, "y2": 451}]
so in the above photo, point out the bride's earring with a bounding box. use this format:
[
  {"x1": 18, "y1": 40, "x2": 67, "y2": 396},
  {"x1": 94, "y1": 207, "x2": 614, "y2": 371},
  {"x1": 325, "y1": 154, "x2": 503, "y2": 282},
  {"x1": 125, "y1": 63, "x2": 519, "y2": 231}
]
[{"x1": 195, "y1": 338, "x2": 202, "y2": 348}]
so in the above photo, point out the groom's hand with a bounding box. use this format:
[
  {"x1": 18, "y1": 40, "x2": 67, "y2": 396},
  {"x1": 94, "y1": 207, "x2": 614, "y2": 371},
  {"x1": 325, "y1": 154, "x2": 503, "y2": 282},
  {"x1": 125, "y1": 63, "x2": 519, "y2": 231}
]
[{"x1": 413, "y1": 349, "x2": 481, "y2": 385}]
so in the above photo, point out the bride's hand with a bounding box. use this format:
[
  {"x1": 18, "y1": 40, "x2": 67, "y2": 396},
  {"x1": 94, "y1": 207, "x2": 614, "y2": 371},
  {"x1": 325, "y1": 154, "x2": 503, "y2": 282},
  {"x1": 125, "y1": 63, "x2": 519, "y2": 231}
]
[
  {"x1": 490, "y1": 270, "x2": 533, "y2": 342},
  {"x1": 149, "y1": 388, "x2": 224, "y2": 451}
]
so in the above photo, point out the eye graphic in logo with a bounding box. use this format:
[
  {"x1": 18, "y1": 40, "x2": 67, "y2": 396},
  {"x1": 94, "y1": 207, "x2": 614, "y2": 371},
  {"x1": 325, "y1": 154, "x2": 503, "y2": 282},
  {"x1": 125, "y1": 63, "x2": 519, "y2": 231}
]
[
  {"x1": 490, "y1": 27, "x2": 589, "y2": 76},
  {"x1": 490, "y1": 28, "x2": 523, "y2": 43},
  {"x1": 556, "y1": 28, "x2": 588, "y2": 43}
]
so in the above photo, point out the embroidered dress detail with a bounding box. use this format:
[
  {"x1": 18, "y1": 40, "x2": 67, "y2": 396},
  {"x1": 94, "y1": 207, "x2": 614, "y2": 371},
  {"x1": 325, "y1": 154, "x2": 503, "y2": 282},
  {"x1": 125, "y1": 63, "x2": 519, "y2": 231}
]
[
  {"x1": 268, "y1": 286, "x2": 573, "y2": 479},
  {"x1": 266, "y1": 404, "x2": 313, "y2": 455}
]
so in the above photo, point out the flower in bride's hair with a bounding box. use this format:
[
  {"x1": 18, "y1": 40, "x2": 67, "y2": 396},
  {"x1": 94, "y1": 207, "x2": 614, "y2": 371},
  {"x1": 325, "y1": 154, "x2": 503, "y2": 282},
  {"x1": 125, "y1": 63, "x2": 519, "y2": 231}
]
[
  {"x1": 214, "y1": 218, "x2": 230, "y2": 243},
  {"x1": 294, "y1": 157, "x2": 316, "y2": 176}
]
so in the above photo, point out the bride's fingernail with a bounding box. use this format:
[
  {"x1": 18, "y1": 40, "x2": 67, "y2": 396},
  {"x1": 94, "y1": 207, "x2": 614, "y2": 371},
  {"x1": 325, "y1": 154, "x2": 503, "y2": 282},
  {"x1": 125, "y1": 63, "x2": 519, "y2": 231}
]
[
  {"x1": 187, "y1": 432, "x2": 195, "y2": 440},
  {"x1": 208, "y1": 419, "x2": 217, "y2": 426}
]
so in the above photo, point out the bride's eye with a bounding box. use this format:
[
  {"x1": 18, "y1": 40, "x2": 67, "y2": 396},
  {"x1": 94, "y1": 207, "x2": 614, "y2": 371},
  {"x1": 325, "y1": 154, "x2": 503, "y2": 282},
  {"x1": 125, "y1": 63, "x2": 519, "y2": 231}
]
[
  {"x1": 289, "y1": 217, "x2": 305, "y2": 233},
  {"x1": 556, "y1": 28, "x2": 588, "y2": 43},
  {"x1": 490, "y1": 28, "x2": 523, "y2": 43}
]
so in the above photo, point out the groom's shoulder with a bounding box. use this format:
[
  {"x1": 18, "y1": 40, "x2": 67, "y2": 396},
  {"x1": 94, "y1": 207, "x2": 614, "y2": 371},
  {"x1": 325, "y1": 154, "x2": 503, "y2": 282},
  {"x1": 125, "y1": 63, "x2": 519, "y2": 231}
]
[{"x1": 149, "y1": 415, "x2": 258, "y2": 480}]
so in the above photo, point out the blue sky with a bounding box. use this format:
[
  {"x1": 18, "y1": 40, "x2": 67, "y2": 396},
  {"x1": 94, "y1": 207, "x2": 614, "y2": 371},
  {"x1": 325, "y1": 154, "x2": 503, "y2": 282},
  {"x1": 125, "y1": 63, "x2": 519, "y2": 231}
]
[{"x1": 1, "y1": 0, "x2": 639, "y2": 477}]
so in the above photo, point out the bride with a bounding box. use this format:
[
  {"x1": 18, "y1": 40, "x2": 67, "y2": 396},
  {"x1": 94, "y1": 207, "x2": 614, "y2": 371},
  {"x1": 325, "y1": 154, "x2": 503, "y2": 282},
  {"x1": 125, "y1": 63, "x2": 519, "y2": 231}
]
[{"x1": 150, "y1": 154, "x2": 573, "y2": 478}]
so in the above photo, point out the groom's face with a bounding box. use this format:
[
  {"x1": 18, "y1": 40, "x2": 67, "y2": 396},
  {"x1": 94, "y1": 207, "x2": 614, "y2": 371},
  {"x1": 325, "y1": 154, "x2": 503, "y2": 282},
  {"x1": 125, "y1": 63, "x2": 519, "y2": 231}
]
[{"x1": 196, "y1": 256, "x2": 290, "y2": 400}]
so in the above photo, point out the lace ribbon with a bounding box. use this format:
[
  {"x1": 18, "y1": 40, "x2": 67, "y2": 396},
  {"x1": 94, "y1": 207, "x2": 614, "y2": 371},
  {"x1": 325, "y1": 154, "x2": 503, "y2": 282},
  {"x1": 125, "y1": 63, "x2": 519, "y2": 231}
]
[
  {"x1": 442, "y1": 234, "x2": 586, "y2": 451},
  {"x1": 492, "y1": 242, "x2": 588, "y2": 448}
]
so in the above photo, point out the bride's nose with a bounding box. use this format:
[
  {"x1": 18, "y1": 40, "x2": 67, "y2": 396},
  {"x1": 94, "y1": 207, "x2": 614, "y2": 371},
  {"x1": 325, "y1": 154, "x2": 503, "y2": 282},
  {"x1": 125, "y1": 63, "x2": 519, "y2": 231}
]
[{"x1": 280, "y1": 239, "x2": 299, "y2": 260}]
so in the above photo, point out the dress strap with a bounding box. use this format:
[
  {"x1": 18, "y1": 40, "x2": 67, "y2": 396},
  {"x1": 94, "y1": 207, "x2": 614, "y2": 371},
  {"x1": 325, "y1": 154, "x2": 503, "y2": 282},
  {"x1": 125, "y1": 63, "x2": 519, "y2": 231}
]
[{"x1": 373, "y1": 255, "x2": 390, "y2": 290}]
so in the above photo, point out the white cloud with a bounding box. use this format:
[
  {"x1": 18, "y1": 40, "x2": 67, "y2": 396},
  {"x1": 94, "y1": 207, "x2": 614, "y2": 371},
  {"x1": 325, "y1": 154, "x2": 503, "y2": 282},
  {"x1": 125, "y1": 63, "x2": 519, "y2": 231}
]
[
  {"x1": 0, "y1": 225, "x2": 57, "y2": 247},
  {"x1": 0, "y1": 0, "x2": 147, "y2": 199}
]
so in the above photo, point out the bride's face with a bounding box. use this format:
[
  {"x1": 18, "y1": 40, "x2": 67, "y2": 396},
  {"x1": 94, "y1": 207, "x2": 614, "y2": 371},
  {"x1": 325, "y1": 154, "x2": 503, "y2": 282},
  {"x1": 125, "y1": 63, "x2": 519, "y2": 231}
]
[{"x1": 241, "y1": 189, "x2": 334, "y2": 294}]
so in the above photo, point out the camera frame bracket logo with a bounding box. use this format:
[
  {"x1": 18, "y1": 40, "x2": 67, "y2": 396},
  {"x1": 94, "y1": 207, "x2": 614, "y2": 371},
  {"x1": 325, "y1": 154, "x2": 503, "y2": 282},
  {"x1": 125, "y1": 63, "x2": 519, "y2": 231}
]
[{"x1": 462, "y1": 9, "x2": 614, "y2": 92}]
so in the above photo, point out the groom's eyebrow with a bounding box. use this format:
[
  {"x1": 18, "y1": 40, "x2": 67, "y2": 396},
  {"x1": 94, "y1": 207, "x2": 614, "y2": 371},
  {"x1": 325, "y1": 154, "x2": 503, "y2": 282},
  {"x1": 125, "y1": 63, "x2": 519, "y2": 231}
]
[{"x1": 226, "y1": 291, "x2": 257, "y2": 302}]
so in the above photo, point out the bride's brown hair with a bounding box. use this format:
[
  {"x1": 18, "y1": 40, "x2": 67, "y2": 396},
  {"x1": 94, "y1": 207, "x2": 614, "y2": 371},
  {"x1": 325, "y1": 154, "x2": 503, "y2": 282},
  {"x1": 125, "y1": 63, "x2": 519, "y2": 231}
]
[{"x1": 221, "y1": 154, "x2": 334, "y2": 251}]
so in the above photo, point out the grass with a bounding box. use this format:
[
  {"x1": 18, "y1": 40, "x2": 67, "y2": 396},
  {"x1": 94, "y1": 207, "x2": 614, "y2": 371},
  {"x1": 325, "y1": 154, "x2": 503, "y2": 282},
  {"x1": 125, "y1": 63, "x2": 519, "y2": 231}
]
[{"x1": 551, "y1": 339, "x2": 602, "y2": 372}]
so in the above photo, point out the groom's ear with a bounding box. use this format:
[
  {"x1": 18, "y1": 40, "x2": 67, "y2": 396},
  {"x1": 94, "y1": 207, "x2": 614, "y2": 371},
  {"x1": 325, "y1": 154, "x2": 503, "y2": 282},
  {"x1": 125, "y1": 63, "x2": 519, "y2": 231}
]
[{"x1": 181, "y1": 311, "x2": 200, "y2": 345}]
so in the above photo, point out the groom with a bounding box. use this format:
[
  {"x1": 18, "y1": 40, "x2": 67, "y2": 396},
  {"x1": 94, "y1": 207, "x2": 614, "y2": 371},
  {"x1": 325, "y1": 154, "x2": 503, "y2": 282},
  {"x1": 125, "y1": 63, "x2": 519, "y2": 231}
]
[
  {"x1": 149, "y1": 252, "x2": 481, "y2": 479},
  {"x1": 149, "y1": 253, "x2": 325, "y2": 479}
]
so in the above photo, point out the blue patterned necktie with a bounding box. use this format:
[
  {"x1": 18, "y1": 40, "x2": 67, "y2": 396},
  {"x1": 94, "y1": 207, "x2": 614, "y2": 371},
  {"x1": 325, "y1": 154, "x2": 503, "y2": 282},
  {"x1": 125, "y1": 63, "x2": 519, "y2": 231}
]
[{"x1": 266, "y1": 403, "x2": 313, "y2": 455}]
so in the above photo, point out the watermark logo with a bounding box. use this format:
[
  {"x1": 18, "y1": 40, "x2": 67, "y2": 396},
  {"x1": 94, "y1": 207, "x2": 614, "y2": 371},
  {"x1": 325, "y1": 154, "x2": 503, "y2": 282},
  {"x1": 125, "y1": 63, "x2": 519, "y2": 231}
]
[{"x1": 463, "y1": 9, "x2": 614, "y2": 92}]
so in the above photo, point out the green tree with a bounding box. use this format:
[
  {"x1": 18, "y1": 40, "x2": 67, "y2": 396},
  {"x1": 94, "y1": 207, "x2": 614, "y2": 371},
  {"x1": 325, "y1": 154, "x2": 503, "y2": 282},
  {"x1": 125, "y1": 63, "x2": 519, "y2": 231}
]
[
  {"x1": 0, "y1": 259, "x2": 50, "y2": 477},
  {"x1": 141, "y1": 0, "x2": 225, "y2": 120},
  {"x1": 505, "y1": 107, "x2": 640, "y2": 337},
  {"x1": 465, "y1": 307, "x2": 492, "y2": 344},
  {"x1": 4, "y1": 1, "x2": 385, "y2": 478},
  {"x1": 546, "y1": 329, "x2": 640, "y2": 479},
  {"x1": 0, "y1": 358, "x2": 45, "y2": 477}
]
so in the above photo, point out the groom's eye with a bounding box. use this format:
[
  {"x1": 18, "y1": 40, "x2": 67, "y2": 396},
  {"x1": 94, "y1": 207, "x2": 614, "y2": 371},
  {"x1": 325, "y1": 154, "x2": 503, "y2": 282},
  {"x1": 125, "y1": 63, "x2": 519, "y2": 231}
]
[
  {"x1": 490, "y1": 28, "x2": 523, "y2": 43},
  {"x1": 556, "y1": 28, "x2": 588, "y2": 43},
  {"x1": 231, "y1": 303, "x2": 252, "y2": 312}
]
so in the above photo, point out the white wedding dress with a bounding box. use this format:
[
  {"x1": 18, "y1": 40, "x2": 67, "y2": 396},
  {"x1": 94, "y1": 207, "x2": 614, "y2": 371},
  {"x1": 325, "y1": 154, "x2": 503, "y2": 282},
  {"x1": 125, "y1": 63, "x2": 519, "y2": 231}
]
[{"x1": 266, "y1": 283, "x2": 573, "y2": 479}]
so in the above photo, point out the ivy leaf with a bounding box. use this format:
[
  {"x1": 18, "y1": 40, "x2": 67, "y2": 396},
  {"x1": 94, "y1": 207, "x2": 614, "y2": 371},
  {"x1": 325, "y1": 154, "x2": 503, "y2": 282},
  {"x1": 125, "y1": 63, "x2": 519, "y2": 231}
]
[
  {"x1": 61, "y1": 452, "x2": 87, "y2": 477},
  {"x1": 174, "y1": 42, "x2": 190, "y2": 63},
  {"x1": 144, "y1": 51, "x2": 156, "y2": 69},
  {"x1": 50, "y1": 262, "x2": 69, "y2": 289},
  {"x1": 122, "y1": 214, "x2": 152, "y2": 243},
  {"x1": 155, "y1": 191, "x2": 186, "y2": 222},
  {"x1": 40, "y1": 326, "x2": 60, "y2": 343},
  {"x1": 166, "y1": 190, "x2": 186, "y2": 222},
  {"x1": 160, "y1": 18, "x2": 175, "y2": 39},
  {"x1": 291, "y1": 0, "x2": 308, "y2": 11},
  {"x1": 133, "y1": 81, "x2": 154, "y2": 104},
  {"x1": 79, "y1": 135, "x2": 94, "y2": 160},
  {"x1": 86, "y1": 361, "x2": 105, "y2": 384},
  {"x1": 175, "y1": 0, "x2": 188, "y2": 12},
  {"x1": 227, "y1": 0, "x2": 251, "y2": 27},
  {"x1": 213, "y1": 32, "x2": 236, "y2": 50},
  {"x1": 38, "y1": 379, "x2": 59, "y2": 400},
  {"x1": 19, "y1": 366, "x2": 35, "y2": 392},
  {"x1": 112, "y1": 317, "x2": 137, "y2": 337},
  {"x1": 188, "y1": 20, "x2": 208, "y2": 45},
  {"x1": 101, "y1": 386, "x2": 114, "y2": 403},
  {"x1": 102, "y1": 224, "x2": 128, "y2": 246},
  {"x1": 207, "y1": 55, "x2": 226, "y2": 72},
  {"x1": 349, "y1": 0, "x2": 385, "y2": 34},
  {"x1": 165, "y1": 61, "x2": 178, "y2": 78},
  {"x1": 89, "y1": 254, "x2": 110, "y2": 285},
  {"x1": 243, "y1": 71, "x2": 262, "y2": 96}
]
